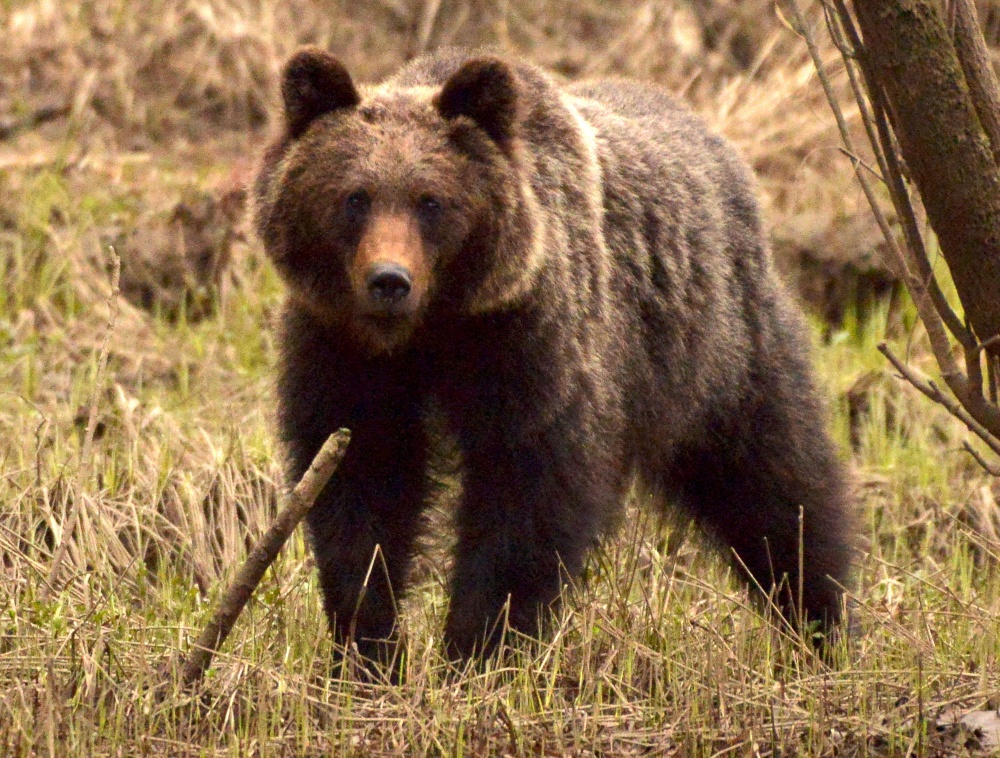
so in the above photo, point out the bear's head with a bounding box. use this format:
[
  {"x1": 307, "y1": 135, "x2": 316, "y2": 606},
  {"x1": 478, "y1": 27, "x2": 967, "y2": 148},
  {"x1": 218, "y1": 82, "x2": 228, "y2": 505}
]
[{"x1": 254, "y1": 48, "x2": 544, "y2": 353}]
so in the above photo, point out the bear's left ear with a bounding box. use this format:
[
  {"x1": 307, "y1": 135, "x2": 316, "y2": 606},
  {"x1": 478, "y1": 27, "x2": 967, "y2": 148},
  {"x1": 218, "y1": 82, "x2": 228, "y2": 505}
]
[
  {"x1": 281, "y1": 47, "x2": 360, "y2": 139},
  {"x1": 435, "y1": 58, "x2": 521, "y2": 145}
]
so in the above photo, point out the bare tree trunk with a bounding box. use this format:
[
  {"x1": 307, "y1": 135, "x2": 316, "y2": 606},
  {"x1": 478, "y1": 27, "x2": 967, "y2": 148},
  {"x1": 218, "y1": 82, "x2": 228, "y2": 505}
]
[{"x1": 853, "y1": 0, "x2": 1000, "y2": 355}]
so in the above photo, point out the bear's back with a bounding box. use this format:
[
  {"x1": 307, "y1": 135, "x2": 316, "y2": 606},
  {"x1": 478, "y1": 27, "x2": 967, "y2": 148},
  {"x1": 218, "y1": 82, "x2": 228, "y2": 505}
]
[
  {"x1": 568, "y1": 78, "x2": 758, "y2": 221},
  {"x1": 569, "y1": 78, "x2": 689, "y2": 125},
  {"x1": 388, "y1": 47, "x2": 553, "y2": 99}
]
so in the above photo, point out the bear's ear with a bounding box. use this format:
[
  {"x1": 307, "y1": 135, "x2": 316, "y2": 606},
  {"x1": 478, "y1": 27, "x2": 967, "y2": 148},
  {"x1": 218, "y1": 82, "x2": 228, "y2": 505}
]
[
  {"x1": 281, "y1": 47, "x2": 360, "y2": 139},
  {"x1": 435, "y1": 58, "x2": 521, "y2": 145}
]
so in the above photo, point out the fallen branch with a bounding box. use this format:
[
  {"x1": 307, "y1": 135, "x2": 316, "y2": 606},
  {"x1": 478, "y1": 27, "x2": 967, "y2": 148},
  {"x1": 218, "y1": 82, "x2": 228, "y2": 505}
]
[{"x1": 180, "y1": 428, "x2": 351, "y2": 686}]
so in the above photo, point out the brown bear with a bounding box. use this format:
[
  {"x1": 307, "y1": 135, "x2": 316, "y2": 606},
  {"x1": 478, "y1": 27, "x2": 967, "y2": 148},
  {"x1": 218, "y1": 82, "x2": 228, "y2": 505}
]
[{"x1": 253, "y1": 47, "x2": 854, "y2": 670}]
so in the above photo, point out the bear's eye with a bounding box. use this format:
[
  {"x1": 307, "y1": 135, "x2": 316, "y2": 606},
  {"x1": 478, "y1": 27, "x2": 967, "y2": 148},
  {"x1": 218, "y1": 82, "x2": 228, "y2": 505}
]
[
  {"x1": 344, "y1": 190, "x2": 370, "y2": 220},
  {"x1": 417, "y1": 195, "x2": 442, "y2": 223}
]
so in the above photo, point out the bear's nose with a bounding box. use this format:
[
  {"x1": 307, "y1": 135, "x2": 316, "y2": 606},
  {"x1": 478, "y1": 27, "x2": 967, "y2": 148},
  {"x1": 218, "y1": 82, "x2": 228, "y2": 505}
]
[{"x1": 366, "y1": 263, "x2": 412, "y2": 306}]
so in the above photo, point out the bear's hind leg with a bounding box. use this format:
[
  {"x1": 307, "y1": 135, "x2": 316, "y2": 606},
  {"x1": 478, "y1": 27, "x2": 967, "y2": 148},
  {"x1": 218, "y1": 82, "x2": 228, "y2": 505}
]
[{"x1": 671, "y1": 376, "x2": 853, "y2": 637}]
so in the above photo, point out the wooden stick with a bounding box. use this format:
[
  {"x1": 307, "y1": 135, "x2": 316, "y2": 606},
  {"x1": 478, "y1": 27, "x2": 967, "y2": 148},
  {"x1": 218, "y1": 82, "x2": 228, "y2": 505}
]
[{"x1": 180, "y1": 429, "x2": 351, "y2": 685}]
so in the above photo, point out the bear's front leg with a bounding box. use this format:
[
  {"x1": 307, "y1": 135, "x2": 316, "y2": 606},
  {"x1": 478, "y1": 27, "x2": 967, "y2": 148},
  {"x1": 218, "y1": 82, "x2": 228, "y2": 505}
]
[
  {"x1": 303, "y1": 422, "x2": 428, "y2": 677},
  {"x1": 444, "y1": 417, "x2": 618, "y2": 660},
  {"x1": 278, "y1": 307, "x2": 428, "y2": 677}
]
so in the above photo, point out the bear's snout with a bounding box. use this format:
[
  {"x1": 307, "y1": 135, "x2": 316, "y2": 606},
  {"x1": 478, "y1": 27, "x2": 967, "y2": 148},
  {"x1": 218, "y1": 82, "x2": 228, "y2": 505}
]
[
  {"x1": 349, "y1": 213, "x2": 430, "y2": 320},
  {"x1": 366, "y1": 263, "x2": 413, "y2": 309}
]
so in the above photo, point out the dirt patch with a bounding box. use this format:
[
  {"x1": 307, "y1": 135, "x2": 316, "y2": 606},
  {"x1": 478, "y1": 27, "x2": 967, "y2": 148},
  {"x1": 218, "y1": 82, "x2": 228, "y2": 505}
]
[{"x1": 118, "y1": 186, "x2": 246, "y2": 323}]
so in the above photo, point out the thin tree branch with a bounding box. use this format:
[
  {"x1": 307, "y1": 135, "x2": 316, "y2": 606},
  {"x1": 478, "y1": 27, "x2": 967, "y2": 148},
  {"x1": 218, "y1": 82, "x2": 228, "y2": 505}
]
[
  {"x1": 180, "y1": 428, "x2": 351, "y2": 686},
  {"x1": 963, "y1": 440, "x2": 1000, "y2": 476},
  {"x1": 822, "y1": 1, "x2": 892, "y2": 182},
  {"x1": 788, "y1": 0, "x2": 905, "y2": 283},
  {"x1": 879, "y1": 343, "x2": 1000, "y2": 462},
  {"x1": 836, "y1": 147, "x2": 884, "y2": 183}
]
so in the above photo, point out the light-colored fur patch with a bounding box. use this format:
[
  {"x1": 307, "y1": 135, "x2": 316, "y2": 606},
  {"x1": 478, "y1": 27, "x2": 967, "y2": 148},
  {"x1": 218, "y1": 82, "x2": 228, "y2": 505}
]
[
  {"x1": 466, "y1": 176, "x2": 548, "y2": 314},
  {"x1": 563, "y1": 93, "x2": 607, "y2": 224},
  {"x1": 468, "y1": 95, "x2": 606, "y2": 315}
]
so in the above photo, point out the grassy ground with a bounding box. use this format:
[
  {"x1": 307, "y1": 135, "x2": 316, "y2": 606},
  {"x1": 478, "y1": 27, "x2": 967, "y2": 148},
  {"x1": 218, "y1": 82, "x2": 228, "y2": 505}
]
[{"x1": 2, "y1": 1, "x2": 1000, "y2": 755}]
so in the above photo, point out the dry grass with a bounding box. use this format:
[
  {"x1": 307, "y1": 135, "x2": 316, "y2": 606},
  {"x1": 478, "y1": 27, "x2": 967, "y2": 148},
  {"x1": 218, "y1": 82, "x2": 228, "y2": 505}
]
[{"x1": 2, "y1": 0, "x2": 1000, "y2": 755}]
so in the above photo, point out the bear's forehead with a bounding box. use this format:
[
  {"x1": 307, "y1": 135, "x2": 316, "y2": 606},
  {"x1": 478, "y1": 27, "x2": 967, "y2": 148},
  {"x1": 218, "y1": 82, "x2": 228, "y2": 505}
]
[
  {"x1": 290, "y1": 90, "x2": 464, "y2": 194},
  {"x1": 324, "y1": 89, "x2": 457, "y2": 169},
  {"x1": 357, "y1": 86, "x2": 441, "y2": 128}
]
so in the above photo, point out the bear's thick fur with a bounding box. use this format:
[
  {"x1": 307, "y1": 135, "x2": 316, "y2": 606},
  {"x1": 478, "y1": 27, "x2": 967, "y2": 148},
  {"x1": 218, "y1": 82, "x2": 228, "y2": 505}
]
[{"x1": 254, "y1": 47, "x2": 854, "y2": 667}]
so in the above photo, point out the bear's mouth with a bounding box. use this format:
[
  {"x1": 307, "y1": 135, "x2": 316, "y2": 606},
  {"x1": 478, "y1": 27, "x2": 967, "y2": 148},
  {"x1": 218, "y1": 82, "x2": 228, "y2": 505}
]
[
  {"x1": 352, "y1": 311, "x2": 421, "y2": 353},
  {"x1": 358, "y1": 300, "x2": 419, "y2": 319},
  {"x1": 361, "y1": 311, "x2": 412, "y2": 327}
]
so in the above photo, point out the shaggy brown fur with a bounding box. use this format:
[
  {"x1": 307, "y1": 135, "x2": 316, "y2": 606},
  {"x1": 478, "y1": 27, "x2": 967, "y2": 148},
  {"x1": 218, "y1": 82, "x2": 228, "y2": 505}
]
[{"x1": 253, "y1": 47, "x2": 854, "y2": 671}]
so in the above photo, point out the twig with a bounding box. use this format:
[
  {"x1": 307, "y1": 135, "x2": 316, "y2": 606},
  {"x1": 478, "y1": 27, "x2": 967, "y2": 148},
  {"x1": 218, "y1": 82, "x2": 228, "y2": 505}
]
[
  {"x1": 879, "y1": 343, "x2": 1000, "y2": 462},
  {"x1": 788, "y1": 0, "x2": 904, "y2": 280},
  {"x1": 821, "y1": 1, "x2": 892, "y2": 182},
  {"x1": 44, "y1": 248, "x2": 121, "y2": 598},
  {"x1": 836, "y1": 147, "x2": 884, "y2": 183},
  {"x1": 180, "y1": 429, "x2": 351, "y2": 686},
  {"x1": 962, "y1": 441, "x2": 1000, "y2": 476}
]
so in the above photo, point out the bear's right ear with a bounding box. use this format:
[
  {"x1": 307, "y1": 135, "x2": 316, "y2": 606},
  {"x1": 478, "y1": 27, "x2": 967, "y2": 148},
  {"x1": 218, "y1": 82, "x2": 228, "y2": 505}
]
[{"x1": 281, "y1": 48, "x2": 360, "y2": 139}]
